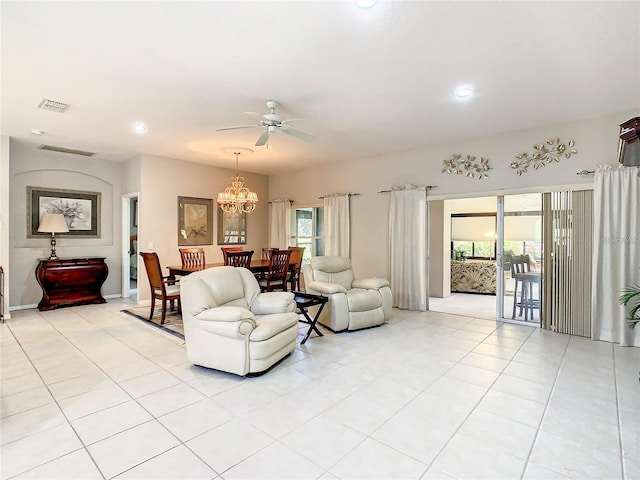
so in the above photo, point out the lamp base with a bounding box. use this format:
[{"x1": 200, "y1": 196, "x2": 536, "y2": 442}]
[{"x1": 49, "y1": 233, "x2": 59, "y2": 261}]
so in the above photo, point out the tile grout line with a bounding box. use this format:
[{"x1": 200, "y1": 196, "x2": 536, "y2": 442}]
[
  {"x1": 4, "y1": 316, "x2": 107, "y2": 480},
  {"x1": 518, "y1": 332, "x2": 572, "y2": 480},
  {"x1": 4, "y1": 305, "x2": 195, "y2": 479},
  {"x1": 612, "y1": 344, "x2": 626, "y2": 480},
  {"x1": 414, "y1": 322, "x2": 537, "y2": 479}
]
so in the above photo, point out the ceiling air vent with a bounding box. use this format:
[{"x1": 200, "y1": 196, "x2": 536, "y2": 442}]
[
  {"x1": 37, "y1": 98, "x2": 70, "y2": 113},
  {"x1": 38, "y1": 144, "x2": 95, "y2": 156}
]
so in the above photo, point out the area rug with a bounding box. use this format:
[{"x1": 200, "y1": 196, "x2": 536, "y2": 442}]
[{"x1": 121, "y1": 305, "x2": 184, "y2": 339}]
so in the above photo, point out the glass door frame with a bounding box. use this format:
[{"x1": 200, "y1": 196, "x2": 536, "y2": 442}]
[{"x1": 495, "y1": 193, "x2": 543, "y2": 327}]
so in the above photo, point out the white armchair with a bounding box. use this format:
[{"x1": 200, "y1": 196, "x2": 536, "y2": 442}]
[
  {"x1": 180, "y1": 266, "x2": 299, "y2": 376},
  {"x1": 302, "y1": 256, "x2": 392, "y2": 332}
]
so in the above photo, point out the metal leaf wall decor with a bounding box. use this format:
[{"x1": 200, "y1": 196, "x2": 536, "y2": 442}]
[
  {"x1": 442, "y1": 154, "x2": 491, "y2": 180},
  {"x1": 510, "y1": 138, "x2": 578, "y2": 175}
]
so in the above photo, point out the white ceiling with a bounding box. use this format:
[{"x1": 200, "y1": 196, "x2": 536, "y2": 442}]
[{"x1": 2, "y1": 1, "x2": 638, "y2": 175}]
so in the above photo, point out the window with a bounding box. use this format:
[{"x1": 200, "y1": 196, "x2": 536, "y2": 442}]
[
  {"x1": 291, "y1": 207, "x2": 324, "y2": 263},
  {"x1": 451, "y1": 213, "x2": 496, "y2": 260},
  {"x1": 452, "y1": 240, "x2": 496, "y2": 260}
]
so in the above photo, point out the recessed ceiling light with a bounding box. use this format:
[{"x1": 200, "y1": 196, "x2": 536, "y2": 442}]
[
  {"x1": 131, "y1": 122, "x2": 148, "y2": 134},
  {"x1": 454, "y1": 86, "x2": 474, "y2": 99},
  {"x1": 356, "y1": 0, "x2": 377, "y2": 8},
  {"x1": 30, "y1": 129, "x2": 45, "y2": 135}
]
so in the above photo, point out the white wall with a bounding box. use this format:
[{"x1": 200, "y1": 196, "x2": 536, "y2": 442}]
[
  {"x1": 1, "y1": 136, "x2": 10, "y2": 318},
  {"x1": 137, "y1": 154, "x2": 269, "y2": 302},
  {"x1": 269, "y1": 111, "x2": 633, "y2": 280},
  {"x1": 9, "y1": 139, "x2": 123, "y2": 307}
]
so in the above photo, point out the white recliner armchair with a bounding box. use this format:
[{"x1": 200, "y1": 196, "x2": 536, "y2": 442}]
[
  {"x1": 180, "y1": 266, "x2": 299, "y2": 376},
  {"x1": 302, "y1": 256, "x2": 392, "y2": 332}
]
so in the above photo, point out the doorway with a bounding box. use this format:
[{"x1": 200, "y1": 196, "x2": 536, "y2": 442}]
[
  {"x1": 429, "y1": 195, "x2": 498, "y2": 320},
  {"x1": 122, "y1": 194, "x2": 138, "y2": 300},
  {"x1": 428, "y1": 193, "x2": 543, "y2": 326}
]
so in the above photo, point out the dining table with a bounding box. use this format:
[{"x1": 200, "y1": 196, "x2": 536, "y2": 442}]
[{"x1": 167, "y1": 259, "x2": 273, "y2": 278}]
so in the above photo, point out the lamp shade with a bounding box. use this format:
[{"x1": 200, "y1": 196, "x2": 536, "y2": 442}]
[{"x1": 38, "y1": 213, "x2": 69, "y2": 233}]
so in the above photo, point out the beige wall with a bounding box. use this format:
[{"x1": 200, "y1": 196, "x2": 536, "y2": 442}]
[
  {"x1": 428, "y1": 200, "x2": 451, "y2": 298},
  {"x1": 7, "y1": 147, "x2": 270, "y2": 308},
  {"x1": 136, "y1": 154, "x2": 269, "y2": 302},
  {"x1": 9, "y1": 139, "x2": 123, "y2": 307},
  {"x1": 5, "y1": 110, "x2": 632, "y2": 308},
  {"x1": 269, "y1": 111, "x2": 633, "y2": 282}
]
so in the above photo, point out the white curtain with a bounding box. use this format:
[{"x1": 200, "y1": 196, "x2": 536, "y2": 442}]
[
  {"x1": 389, "y1": 185, "x2": 427, "y2": 310},
  {"x1": 269, "y1": 200, "x2": 291, "y2": 249},
  {"x1": 324, "y1": 193, "x2": 350, "y2": 257},
  {"x1": 592, "y1": 165, "x2": 640, "y2": 347}
]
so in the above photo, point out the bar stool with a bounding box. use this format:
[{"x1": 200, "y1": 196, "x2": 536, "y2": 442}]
[{"x1": 510, "y1": 255, "x2": 542, "y2": 321}]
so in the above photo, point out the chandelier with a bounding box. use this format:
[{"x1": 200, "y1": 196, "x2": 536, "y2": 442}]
[{"x1": 217, "y1": 151, "x2": 259, "y2": 213}]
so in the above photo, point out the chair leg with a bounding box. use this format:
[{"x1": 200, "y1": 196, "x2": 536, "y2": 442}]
[
  {"x1": 149, "y1": 298, "x2": 156, "y2": 320},
  {"x1": 512, "y1": 280, "x2": 519, "y2": 319},
  {"x1": 160, "y1": 300, "x2": 167, "y2": 324}
]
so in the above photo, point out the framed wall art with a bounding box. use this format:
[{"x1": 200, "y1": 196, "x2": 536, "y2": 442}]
[
  {"x1": 217, "y1": 209, "x2": 247, "y2": 245},
  {"x1": 178, "y1": 196, "x2": 213, "y2": 246},
  {"x1": 27, "y1": 186, "x2": 101, "y2": 238}
]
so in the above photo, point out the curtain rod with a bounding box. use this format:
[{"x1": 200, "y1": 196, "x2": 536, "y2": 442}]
[
  {"x1": 576, "y1": 170, "x2": 595, "y2": 176},
  {"x1": 267, "y1": 199, "x2": 294, "y2": 204},
  {"x1": 318, "y1": 193, "x2": 361, "y2": 199},
  {"x1": 378, "y1": 185, "x2": 437, "y2": 193}
]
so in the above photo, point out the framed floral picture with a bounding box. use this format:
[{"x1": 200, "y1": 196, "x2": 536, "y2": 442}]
[
  {"x1": 27, "y1": 186, "x2": 101, "y2": 238},
  {"x1": 178, "y1": 196, "x2": 213, "y2": 246}
]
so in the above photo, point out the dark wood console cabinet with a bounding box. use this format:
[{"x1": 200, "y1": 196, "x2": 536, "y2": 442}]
[{"x1": 36, "y1": 257, "x2": 108, "y2": 311}]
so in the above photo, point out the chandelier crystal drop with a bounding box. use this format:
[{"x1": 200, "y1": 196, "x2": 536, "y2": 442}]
[{"x1": 217, "y1": 152, "x2": 258, "y2": 214}]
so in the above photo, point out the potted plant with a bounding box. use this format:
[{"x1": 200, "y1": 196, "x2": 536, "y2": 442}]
[{"x1": 619, "y1": 284, "x2": 640, "y2": 329}]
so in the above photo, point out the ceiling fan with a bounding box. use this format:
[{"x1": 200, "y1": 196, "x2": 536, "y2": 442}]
[{"x1": 216, "y1": 100, "x2": 316, "y2": 147}]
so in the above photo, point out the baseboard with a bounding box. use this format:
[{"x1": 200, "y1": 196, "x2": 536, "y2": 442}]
[{"x1": 9, "y1": 303, "x2": 38, "y2": 311}]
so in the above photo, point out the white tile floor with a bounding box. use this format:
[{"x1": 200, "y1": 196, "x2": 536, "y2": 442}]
[{"x1": 1, "y1": 300, "x2": 638, "y2": 480}]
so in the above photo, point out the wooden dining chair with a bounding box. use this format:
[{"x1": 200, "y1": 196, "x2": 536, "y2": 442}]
[
  {"x1": 221, "y1": 247, "x2": 243, "y2": 262},
  {"x1": 224, "y1": 250, "x2": 254, "y2": 268},
  {"x1": 261, "y1": 247, "x2": 277, "y2": 260},
  {"x1": 258, "y1": 249, "x2": 291, "y2": 292},
  {"x1": 139, "y1": 252, "x2": 181, "y2": 324},
  {"x1": 287, "y1": 246, "x2": 305, "y2": 291},
  {"x1": 179, "y1": 248, "x2": 205, "y2": 267}
]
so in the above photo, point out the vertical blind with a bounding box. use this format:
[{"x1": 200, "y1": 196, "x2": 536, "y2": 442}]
[{"x1": 542, "y1": 190, "x2": 593, "y2": 336}]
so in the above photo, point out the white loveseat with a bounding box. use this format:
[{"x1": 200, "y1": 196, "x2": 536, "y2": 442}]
[
  {"x1": 180, "y1": 266, "x2": 299, "y2": 376},
  {"x1": 302, "y1": 256, "x2": 392, "y2": 332}
]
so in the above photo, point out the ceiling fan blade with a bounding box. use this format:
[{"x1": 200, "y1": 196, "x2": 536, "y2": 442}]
[
  {"x1": 255, "y1": 130, "x2": 270, "y2": 146},
  {"x1": 216, "y1": 125, "x2": 258, "y2": 131},
  {"x1": 244, "y1": 112, "x2": 262, "y2": 117},
  {"x1": 281, "y1": 127, "x2": 316, "y2": 142}
]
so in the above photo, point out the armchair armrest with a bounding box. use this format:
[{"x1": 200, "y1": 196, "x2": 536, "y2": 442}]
[
  {"x1": 251, "y1": 292, "x2": 295, "y2": 315},
  {"x1": 192, "y1": 306, "x2": 256, "y2": 339},
  {"x1": 307, "y1": 281, "x2": 348, "y2": 295},
  {"x1": 352, "y1": 277, "x2": 389, "y2": 290}
]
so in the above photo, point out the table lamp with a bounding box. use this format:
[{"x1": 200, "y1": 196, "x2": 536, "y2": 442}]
[{"x1": 38, "y1": 213, "x2": 69, "y2": 260}]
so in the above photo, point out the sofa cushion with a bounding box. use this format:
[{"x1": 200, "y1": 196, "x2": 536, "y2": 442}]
[{"x1": 346, "y1": 289, "x2": 382, "y2": 312}]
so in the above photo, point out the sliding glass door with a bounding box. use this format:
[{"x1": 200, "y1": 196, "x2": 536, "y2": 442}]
[{"x1": 497, "y1": 194, "x2": 543, "y2": 325}]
